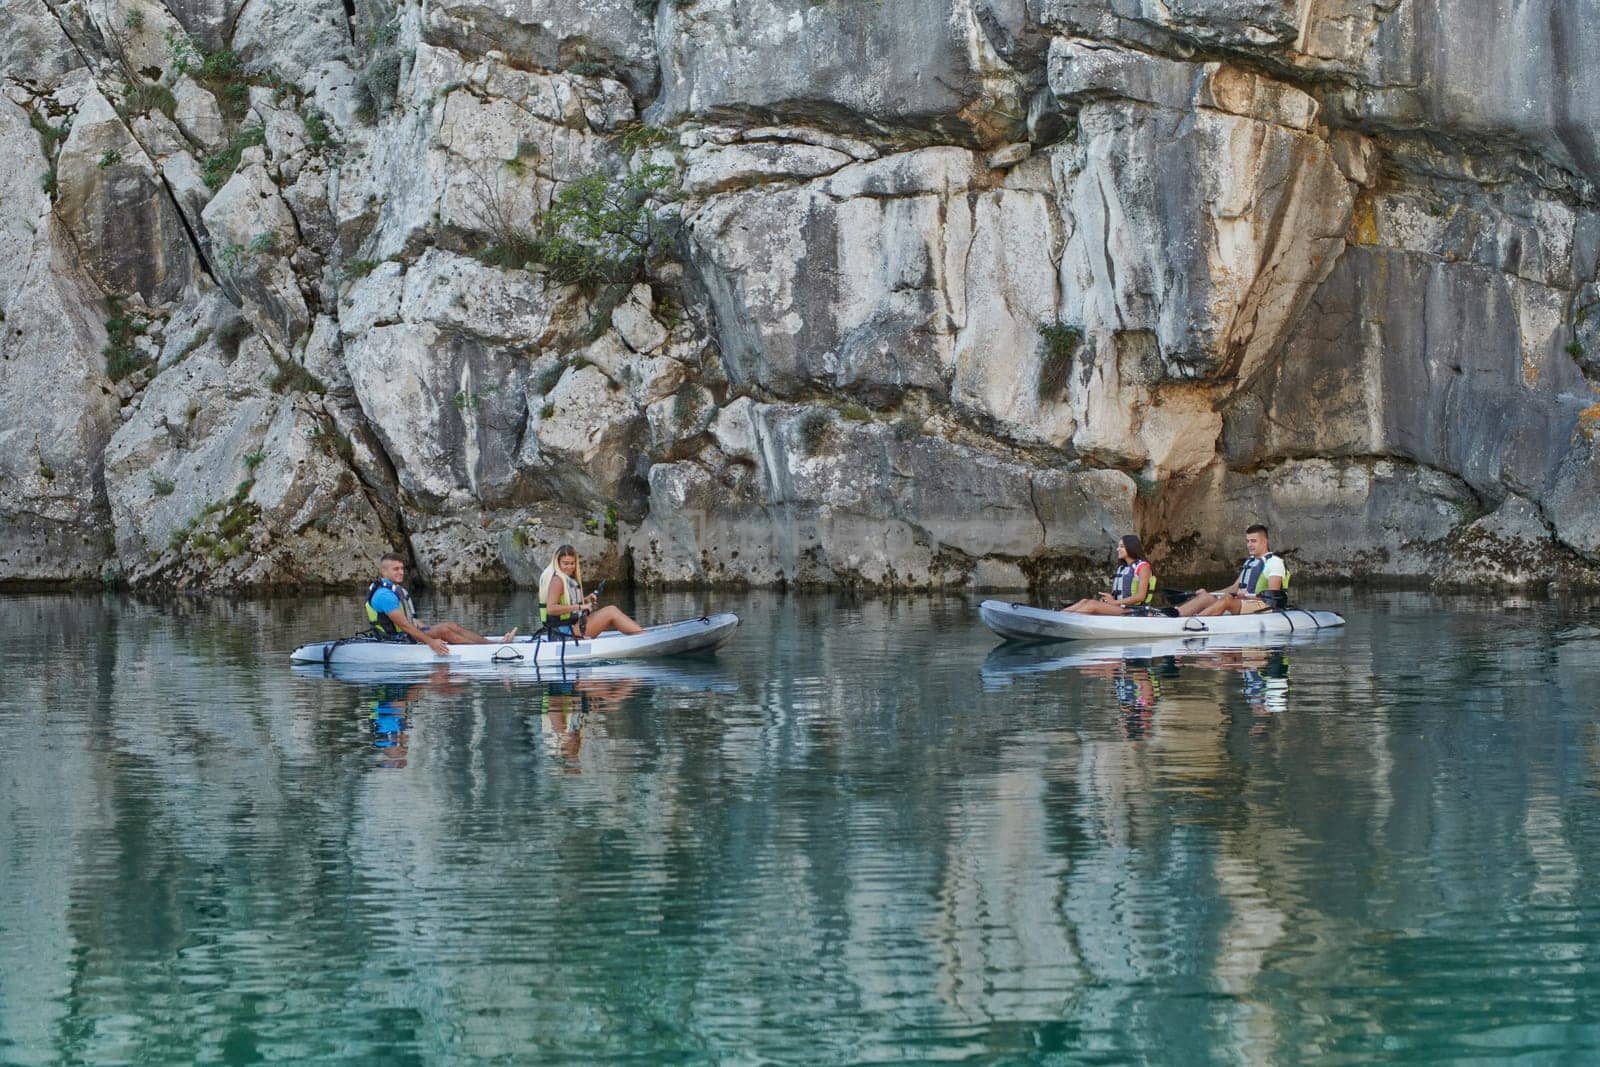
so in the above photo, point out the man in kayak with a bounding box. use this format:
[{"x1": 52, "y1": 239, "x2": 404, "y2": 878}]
[
  {"x1": 1176, "y1": 524, "x2": 1289, "y2": 617},
  {"x1": 366, "y1": 554, "x2": 516, "y2": 656}
]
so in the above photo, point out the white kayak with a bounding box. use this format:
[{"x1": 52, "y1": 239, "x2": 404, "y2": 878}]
[
  {"x1": 978, "y1": 599, "x2": 1344, "y2": 643},
  {"x1": 290, "y1": 612, "x2": 740, "y2": 667}
]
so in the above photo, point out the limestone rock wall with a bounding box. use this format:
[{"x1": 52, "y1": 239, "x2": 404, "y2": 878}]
[{"x1": 2, "y1": 0, "x2": 1597, "y2": 590}]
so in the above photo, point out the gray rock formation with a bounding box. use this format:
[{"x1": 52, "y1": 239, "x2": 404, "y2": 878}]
[{"x1": 3, "y1": 0, "x2": 1599, "y2": 592}]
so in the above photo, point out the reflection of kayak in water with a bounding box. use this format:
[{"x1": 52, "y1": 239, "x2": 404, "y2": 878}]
[
  {"x1": 290, "y1": 613, "x2": 740, "y2": 667},
  {"x1": 980, "y1": 629, "x2": 1338, "y2": 689},
  {"x1": 978, "y1": 600, "x2": 1344, "y2": 643},
  {"x1": 292, "y1": 655, "x2": 740, "y2": 692}
]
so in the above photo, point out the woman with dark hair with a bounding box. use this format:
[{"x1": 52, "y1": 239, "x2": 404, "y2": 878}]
[
  {"x1": 1059, "y1": 535, "x2": 1158, "y2": 616},
  {"x1": 538, "y1": 544, "x2": 644, "y2": 639}
]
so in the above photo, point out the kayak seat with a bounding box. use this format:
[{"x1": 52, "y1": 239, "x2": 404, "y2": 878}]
[{"x1": 540, "y1": 618, "x2": 580, "y2": 641}]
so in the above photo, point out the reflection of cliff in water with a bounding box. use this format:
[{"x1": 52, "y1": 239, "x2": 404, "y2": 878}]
[{"x1": 6, "y1": 593, "x2": 1600, "y2": 1059}]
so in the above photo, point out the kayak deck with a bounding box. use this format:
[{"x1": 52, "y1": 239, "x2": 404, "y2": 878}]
[
  {"x1": 979, "y1": 600, "x2": 1345, "y2": 643},
  {"x1": 290, "y1": 613, "x2": 740, "y2": 666}
]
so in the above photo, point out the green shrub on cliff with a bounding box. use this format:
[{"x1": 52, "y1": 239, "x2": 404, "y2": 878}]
[
  {"x1": 122, "y1": 79, "x2": 177, "y2": 119},
  {"x1": 797, "y1": 410, "x2": 832, "y2": 456},
  {"x1": 616, "y1": 122, "x2": 673, "y2": 155},
  {"x1": 268, "y1": 353, "x2": 326, "y2": 395},
  {"x1": 103, "y1": 296, "x2": 149, "y2": 381},
  {"x1": 27, "y1": 109, "x2": 69, "y2": 159},
  {"x1": 537, "y1": 162, "x2": 677, "y2": 286},
  {"x1": 202, "y1": 124, "x2": 266, "y2": 189},
  {"x1": 355, "y1": 50, "x2": 404, "y2": 122},
  {"x1": 478, "y1": 161, "x2": 677, "y2": 291},
  {"x1": 167, "y1": 32, "x2": 250, "y2": 125},
  {"x1": 1036, "y1": 321, "x2": 1082, "y2": 401},
  {"x1": 302, "y1": 108, "x2": 338, "y2": 155}
]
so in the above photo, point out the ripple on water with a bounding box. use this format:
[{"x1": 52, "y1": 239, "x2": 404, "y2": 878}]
[{"x1": 5, "y1": 591, "x2": 1600, "y2": 1061}]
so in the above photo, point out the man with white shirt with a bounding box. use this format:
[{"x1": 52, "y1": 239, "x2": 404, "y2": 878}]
[{"x1": 1175, "y1": 524, "x2": 1290, "y2": 617}]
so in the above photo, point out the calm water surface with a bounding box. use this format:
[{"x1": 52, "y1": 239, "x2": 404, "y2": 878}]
[{"x1": 3, "y1": 588, "x2": 1600, "y2": 1064}]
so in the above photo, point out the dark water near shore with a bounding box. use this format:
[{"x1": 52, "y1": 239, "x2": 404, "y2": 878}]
[{"x1": 3, "y1": 588, "x2": 1600, "y2": 1064}]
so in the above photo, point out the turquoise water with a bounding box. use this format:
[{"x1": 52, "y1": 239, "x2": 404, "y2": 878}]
[{"x1": 3, "y1": 589, "x2": 1600, "y2": 1063}]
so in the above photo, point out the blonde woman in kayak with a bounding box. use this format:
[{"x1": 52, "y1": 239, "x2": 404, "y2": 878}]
[
  {"x1": 539, "y1": 544, "x2": 644, "y2": 638},
  {"x1": 1059, "y1": 535, "x2": 1157, "y2": 616}
]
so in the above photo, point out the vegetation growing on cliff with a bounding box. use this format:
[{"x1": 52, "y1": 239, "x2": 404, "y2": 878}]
[
  {"x1": 167, "y1": 32, "x2": 250, "y2": 125},
  {"x1": 103, "y1": 296, "x2": 150, "y2": 381},
  {"x1": 1036, "y1": 321, "x2": 1082, "y2": 401},
  {"x1": 478, "y1": 161, "x2": 678, "y2": 291},
  {"x1": 28, "y1": 108, "x2": 69, "y2": 198},
  {"x1": 201, "y1": 125, "x2": 266, "y2": 189},
  {"x1": 120, "y1": 79, "x2": 176, "y2": 120}
]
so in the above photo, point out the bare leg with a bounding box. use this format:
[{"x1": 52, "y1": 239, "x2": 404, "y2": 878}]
[
  {"x1": 1199, "y1": 595, "x2": 1241, "y2": 617},
  {"x1": 577, "y1": 605, "x2": 644, "y2": 637},
  {"x1": 1059, "y1": 597, "x2": 1101, "y2": 613},
  {"x1": 1176, "y1": 592, "x2": 1219, "y2": 617},
  {"x1": 1071, "y1": 600, "x2": 1128, "y2": 616},
  {"x1": 424, "y1": 621, "x2": 516, "y2": 644}
]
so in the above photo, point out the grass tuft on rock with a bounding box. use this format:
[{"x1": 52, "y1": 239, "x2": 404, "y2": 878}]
[
  {"x1": 797, "y1": 409, "x2": 832, "y2": 456},
  {"x1": 123, "y1": 79, "x2": 177, "y2": 119},
  {"x1": 268, "y1": 353, "x2": 326, "y2": 395},
  {"x1": 354, "y1": 50, "x2": 404, "y2": 123},
  {"x1": 201, "y1": 125, "x2": 266, "y2": 189},
  {"x1": 103, "y1": 296, "x2": 150, "y2": 381},
  {"x1": 1036, "y1": 321, "x2": 1082, "y2": 402},
  {"x1": 302, "y1": 108, "x2": 338, "y2": 155},
  {"x1": 167, "y1": 31, "x2": 251, "y2": 126}
]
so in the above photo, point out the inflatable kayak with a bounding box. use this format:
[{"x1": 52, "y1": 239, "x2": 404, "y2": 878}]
[
  {"x1": 978, "y1": 600, "x2": 1344, "y2": 643},
  {"x1": 290, "y1": 612, "x2": 740, "y2": 667}
]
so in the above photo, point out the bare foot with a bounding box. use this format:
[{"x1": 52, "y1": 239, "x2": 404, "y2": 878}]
[{"x1": 500, "y1": 626, "x2": 519, "y2": 641}]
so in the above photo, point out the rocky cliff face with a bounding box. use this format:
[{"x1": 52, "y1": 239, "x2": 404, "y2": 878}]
[{"x1": 2, "y1": 0, "x2": 1597, "y2": 590}]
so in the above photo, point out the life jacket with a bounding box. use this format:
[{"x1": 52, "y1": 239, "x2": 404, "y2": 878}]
[
  {"x1": 537, "y1": 565, "x2": 584, "y2": 627},
  {"x1": 1111, "y1": 559, "x2": 1156, "y2": 605},
  {"x1": 365, "y1": 578, "x2": 415, "y2": 636},
  {"x1": 1237, "y1": 552, "x2": 1290, "y2": 596}
]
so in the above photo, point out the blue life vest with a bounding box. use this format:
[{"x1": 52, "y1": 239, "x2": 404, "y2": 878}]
[
  {"x1": 1236, "y1": 552, "x2": 1290, "y2": 595},
  {"x1": 1237, "y1": 552, "x2": 1291, "y2": 609},
  {"x1": 1111, "y1": 560, "x2": 1156, "y2": 605},
  {"x1": 365, "y1": 578, "x2": 415, "y2": 636}
]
